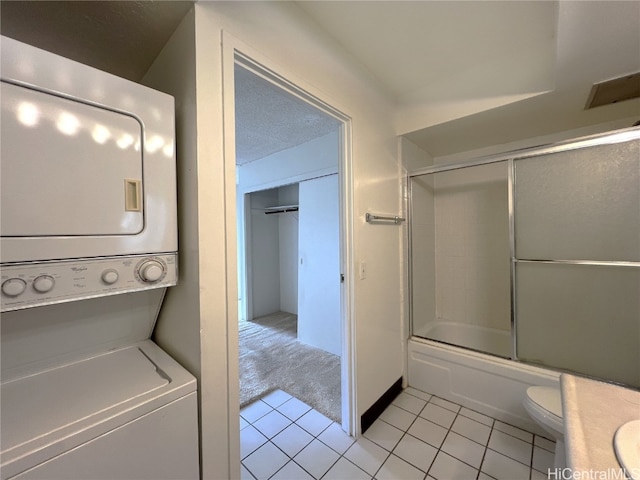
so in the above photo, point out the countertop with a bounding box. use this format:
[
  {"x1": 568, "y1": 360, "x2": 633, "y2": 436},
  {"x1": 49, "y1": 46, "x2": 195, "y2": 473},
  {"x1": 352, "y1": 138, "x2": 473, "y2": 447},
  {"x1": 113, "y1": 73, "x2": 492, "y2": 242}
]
[{"x1": 561, "y1": 373, "x2": 640, "y2": 474}]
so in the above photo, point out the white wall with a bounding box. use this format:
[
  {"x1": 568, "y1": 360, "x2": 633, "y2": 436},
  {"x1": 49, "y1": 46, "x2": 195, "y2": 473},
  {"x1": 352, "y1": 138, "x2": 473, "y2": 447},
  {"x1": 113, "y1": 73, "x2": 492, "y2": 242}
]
[
  {"x1": 278, "y1": 185, "x2": 299, "y2": 314},
  {"x1": 249, "y1": 189, "x2": 281, "y2": 317},
  {"x1": 298, "y1": 175, "x2": 341, "y2": 356},
  {"x1": 238, "y1": 130, "x2": 339, "y2": 194},
  {"x1": 144, "y1": 2, "x2": 402, "y2": 477},
  {"x1": 204, "y1": 0, "x2": 402, "y2": 433},
  {"x1": 142, "y1": 9, "x2": 200, "y2": 377},
  {"x1": 400, "y1": 136, "x2": 434, "y2": 174},
  {"x1": 142, "y1": 7, "x2": 240, "y2": 479}
]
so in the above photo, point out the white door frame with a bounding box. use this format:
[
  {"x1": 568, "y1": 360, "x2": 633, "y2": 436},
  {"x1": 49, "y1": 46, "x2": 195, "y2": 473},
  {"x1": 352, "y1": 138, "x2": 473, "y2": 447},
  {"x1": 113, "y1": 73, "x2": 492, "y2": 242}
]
[{"x1": 221, "y1": 32, "x2": 357, "y2": 435}]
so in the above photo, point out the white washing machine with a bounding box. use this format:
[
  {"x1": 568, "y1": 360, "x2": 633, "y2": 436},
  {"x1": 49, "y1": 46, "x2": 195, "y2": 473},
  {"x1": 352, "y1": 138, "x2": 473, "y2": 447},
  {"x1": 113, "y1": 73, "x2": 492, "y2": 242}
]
[
  {"x1": 0, "y1": 290, "x2": 200, "y2": 480},
  {"x1": 1, "y1": 340, "x2": 198, "y2": 480}
]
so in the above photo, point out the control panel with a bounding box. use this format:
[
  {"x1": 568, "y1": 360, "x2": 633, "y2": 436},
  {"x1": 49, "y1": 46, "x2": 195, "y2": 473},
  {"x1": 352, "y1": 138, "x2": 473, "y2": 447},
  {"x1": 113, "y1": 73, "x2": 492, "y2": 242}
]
[{"x1": 1, "y1": 253, "x2": 177, "y2": 312}]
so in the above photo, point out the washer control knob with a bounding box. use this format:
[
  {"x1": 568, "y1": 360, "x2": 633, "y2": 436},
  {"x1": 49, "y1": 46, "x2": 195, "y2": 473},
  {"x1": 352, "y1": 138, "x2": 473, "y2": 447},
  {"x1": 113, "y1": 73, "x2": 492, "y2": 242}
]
[
  {"x1": 2, "y1": 278, "x2": 27, "y2": 297},
  {"x1": 139, "y1": 260, "x2": 164, "y2": 283},
  {"x1": 33, "y1": 275, "x2": 55, "y2": 293},
  {"x1": 102, "y1": 269, "x2": 119, "y2": 285}
]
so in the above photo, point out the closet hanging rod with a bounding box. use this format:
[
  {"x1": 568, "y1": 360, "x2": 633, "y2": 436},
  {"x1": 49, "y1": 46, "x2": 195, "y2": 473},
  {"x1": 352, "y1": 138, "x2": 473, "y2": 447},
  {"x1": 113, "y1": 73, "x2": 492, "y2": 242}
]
[
  {"x1": 264, "y1": 205, "x2": 299, "y2": 215},
  {"x1": 366, "y1": 213, "x2": 405, "y2": 224}
]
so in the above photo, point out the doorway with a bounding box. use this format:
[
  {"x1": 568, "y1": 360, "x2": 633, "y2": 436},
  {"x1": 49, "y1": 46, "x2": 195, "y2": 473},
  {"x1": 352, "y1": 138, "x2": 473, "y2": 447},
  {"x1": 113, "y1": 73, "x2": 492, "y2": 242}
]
[{"x1": 233, "y1": 59, "x2": 350, "y2": 427}]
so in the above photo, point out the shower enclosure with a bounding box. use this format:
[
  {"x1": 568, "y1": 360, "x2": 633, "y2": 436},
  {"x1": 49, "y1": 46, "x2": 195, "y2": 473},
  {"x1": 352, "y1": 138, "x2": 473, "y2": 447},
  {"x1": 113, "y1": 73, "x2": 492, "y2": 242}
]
[{"x1": 409, "y1": 127, "x2": 640, "y2": 388}]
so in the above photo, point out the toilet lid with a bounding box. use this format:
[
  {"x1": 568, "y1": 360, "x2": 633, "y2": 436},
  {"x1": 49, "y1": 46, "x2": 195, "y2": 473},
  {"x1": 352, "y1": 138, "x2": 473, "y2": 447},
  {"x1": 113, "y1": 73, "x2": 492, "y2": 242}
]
[{"x1": 527, "y1": 386, "x2": 563, "y2": 418}]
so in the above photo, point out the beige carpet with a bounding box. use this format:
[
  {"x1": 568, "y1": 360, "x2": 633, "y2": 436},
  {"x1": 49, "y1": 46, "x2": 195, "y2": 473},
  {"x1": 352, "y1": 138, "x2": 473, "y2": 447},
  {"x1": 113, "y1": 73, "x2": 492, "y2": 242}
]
[{"x1": 239, "y1": 311, "x2": 341, "y2": 423}]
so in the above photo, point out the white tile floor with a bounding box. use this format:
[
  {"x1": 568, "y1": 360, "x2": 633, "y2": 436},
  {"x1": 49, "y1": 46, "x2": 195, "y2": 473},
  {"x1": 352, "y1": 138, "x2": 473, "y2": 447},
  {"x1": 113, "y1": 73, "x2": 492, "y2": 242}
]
[{"x1": 240, "y1": 387, "x2": 555, "y2": 480}]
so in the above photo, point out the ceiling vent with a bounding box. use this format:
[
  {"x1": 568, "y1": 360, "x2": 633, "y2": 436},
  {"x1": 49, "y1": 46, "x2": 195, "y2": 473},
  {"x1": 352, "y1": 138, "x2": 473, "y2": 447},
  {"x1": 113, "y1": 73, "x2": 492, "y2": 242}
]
[{"x1": 585, "y1": 72, "x2": 640, "y2": 109}]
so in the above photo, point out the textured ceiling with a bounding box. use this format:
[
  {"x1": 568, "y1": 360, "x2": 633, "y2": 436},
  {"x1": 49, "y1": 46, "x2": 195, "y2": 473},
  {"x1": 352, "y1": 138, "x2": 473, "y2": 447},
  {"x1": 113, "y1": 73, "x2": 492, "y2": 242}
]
[{"x1": 234, "y1": 65, "x2": 340, "y2": 166}]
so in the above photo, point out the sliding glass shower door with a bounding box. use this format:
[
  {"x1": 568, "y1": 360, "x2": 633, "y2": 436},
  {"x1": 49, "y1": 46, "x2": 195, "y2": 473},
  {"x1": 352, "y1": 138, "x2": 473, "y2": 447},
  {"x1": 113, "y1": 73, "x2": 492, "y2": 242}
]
[
  {"x1": 409, "y1": 128, "x2": 640, "y2": 388},
  {"x1": 410, "y1": 161, "x2": 511, "y2": 358},
  {"x1": 513, "y1": 137, "x2": 640, "y2": 387}
]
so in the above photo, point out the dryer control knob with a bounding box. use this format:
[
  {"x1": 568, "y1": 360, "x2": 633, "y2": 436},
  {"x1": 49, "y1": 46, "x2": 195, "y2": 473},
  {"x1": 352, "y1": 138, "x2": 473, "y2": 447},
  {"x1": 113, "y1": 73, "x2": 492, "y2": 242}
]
[
  {"x1": 102, "y1": 269, "x2": 119, "y2": 285},
  {"x1": 139, "y1": 260, "x2": 164, "y2": 283},
  {"x1": 33, "y1": 275, "x2": 55, "y2": 293},
  {"x1": 2, "y1": 278, "x2": 27, "y2": 297}
]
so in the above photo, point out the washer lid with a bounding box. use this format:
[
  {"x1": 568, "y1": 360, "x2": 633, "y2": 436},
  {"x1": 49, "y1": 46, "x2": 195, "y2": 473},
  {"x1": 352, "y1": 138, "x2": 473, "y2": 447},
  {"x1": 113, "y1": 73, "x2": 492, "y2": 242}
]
[
  {"x1": 527, "y1": 386, "x2": 563, "y2": 418},
  {"x1": 1, "y1": 346, "x2": 168, "y2": 452},
  {"x1": 0, "y1": 340, "x2": 196, "y2": 478}
]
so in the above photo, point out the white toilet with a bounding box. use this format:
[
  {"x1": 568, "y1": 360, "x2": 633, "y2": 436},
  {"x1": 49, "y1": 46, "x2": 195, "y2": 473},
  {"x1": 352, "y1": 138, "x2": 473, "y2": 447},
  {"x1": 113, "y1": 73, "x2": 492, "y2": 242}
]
[{"x1": 523, "y1": 386, "x2": 566, "y2": 468}]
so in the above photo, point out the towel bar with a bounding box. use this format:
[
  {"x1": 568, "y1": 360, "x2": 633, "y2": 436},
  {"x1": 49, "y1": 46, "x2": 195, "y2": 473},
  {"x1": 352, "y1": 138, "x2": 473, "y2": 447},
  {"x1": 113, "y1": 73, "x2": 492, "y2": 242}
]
[{"x1": 366, "y1": 213, "x2": 405, "y2": 225}]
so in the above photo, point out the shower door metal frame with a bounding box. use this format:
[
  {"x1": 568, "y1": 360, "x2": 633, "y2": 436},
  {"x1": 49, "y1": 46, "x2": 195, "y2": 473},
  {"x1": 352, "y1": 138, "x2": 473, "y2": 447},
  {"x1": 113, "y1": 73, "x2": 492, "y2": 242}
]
[
  {"x1": 406, "y1": 157, "x2": 512, "y2": 357},
  {"x1": 407, "y1": 126, "x2": 640, "y2": 362},
  {"x1": 508, "y1": 159, "x2": 517, "y2": 360}
]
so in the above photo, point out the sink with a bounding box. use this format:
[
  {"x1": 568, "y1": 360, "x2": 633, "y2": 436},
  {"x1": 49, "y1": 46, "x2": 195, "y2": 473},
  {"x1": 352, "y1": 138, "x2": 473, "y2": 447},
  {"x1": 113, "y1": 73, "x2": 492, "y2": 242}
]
[{"x1": 614, "y1": 419, "x2": 640, "y2": 480}]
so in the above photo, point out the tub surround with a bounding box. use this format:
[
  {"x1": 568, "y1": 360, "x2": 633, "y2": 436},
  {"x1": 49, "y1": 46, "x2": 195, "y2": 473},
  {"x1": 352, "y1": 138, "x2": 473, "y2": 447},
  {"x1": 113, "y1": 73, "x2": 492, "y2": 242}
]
[{"x1": 561, "y1": 373, "x2": 640, "y2": 475}]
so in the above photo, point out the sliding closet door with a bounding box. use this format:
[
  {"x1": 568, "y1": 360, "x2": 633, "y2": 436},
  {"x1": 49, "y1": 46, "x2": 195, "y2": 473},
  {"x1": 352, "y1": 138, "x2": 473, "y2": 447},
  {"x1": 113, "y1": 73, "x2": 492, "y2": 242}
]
[
  {"x1": 298, "y1": 174, "x2": 341, "y2": 356},
  {"x1": 514, "y1": 138, "x2": 640, "y2": 387}
]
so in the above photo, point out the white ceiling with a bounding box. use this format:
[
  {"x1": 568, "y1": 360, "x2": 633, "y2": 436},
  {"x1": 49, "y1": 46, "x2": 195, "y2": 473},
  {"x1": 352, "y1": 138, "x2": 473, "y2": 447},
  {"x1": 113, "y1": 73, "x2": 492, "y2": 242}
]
[
  {"x1": 2, "y1": 1, "x2": 639, "y2": 159},
  {"x1": 298, "y1": 1, "x2": 640, "y2": 157},
  {"x1": 299, "y1": 1, "x2": 559, "y2": 129}
]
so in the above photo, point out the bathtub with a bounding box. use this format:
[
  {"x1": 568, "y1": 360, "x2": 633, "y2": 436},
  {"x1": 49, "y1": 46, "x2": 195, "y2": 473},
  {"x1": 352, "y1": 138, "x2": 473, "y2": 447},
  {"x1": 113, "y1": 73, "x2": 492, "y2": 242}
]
[{"x1": 408, "y1": 334, "x2": 560, "y2": 435}]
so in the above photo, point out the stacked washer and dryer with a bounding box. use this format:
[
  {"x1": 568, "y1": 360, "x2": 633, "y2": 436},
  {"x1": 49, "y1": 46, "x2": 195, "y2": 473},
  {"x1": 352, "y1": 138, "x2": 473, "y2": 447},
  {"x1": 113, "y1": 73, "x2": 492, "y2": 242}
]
[{"x1": 0, "y1": 37, "x2": 199, "y2": 479}]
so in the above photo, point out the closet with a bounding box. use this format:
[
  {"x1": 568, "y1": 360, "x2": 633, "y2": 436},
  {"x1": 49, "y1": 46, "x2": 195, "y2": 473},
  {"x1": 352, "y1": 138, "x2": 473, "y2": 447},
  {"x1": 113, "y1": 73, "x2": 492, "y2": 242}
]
[{"x1": 246, "y1": 174, "x2": 340, "y2": 355}]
